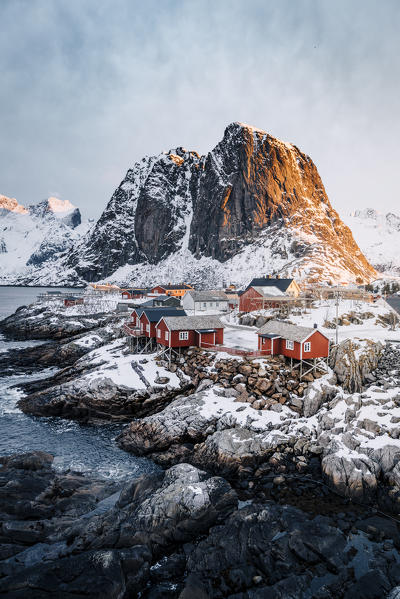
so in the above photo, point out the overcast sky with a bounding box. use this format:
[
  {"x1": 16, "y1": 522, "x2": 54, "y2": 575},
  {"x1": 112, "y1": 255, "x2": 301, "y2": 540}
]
[{"x1": 1, "y1": 0, "x2": 399, "y2": 220}]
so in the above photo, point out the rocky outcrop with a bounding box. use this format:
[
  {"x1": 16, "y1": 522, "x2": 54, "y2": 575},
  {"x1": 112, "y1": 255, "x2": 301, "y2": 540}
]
[
  {"x1": 0, "y1": 303, "x2": 120, "y2": 340},
  {"x1": 0, "y1": 324, "x2": 119, "y2": 376},
  {"x1": 3, "y1": 452, "x2": 400, "y2": 598},
  {"x1": 329, "y1": 338, "x2": 384, "y2": 392},
  {"x1": 18, "y1": 375, "x2": 192, "y2": 423},
  {"x1": 0, "y1": 453, "x2": 237, "y2": 598}
]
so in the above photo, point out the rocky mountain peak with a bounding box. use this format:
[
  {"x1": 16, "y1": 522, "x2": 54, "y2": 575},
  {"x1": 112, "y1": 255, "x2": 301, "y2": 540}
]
[
  {"x1": 0, "y1": 194, "x2": 29, "y2": 215},
  {"x1": 1, "y1": 124, "x2": 378, "y2": 286}
]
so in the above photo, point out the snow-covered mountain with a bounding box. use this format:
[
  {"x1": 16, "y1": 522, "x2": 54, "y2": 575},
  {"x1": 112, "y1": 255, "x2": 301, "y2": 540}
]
[
  {"x1": 343, "y1": 209, "x2": 400, "y2": 277},
  {"x1": 0, "y1": 195, "x2": 88, "y2": 284},
  {"x1": 0, "y1": 123, "x2": 378, "y2": 287}
]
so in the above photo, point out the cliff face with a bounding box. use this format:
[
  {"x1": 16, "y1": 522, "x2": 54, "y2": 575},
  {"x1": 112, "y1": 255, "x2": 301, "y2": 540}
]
[
  {"x1": 2, "y1": 123, "x2": 376, "y2": 286},
  {"x1": 187, "y1": 124, "x2": 373, "y2": 283},
  {"x1": 66, "y1": 121, "x2": 375, "y2": 285}
]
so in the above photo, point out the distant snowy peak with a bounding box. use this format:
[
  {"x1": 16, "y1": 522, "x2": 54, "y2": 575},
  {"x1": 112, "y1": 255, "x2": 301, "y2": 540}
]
[
  {"x1": 344, "y1": 208, "x2": 400, "y2": 276},
  {"x1": 0, "y1": 193, "x2": 85, "y2": 284},
  {"x1": 0, "y1": 194, "x2": 81, "y2": 227},
  {"x1": 0, "y1": 195, "x2": 29, "y2": 214}
]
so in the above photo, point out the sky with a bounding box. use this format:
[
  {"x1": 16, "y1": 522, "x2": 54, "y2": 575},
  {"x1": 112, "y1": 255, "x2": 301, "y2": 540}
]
[{"x1": 1, "y1": 0, "x2": 399, "y2": 220}]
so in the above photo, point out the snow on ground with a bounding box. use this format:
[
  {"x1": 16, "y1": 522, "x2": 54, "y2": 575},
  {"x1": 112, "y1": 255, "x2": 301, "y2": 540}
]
[
  {"x1": 222, "y1": 299, "x2": 400, "y2": 348},
  {"x1": 81, "y1": 339, "x2": 185, "y2": 390}
]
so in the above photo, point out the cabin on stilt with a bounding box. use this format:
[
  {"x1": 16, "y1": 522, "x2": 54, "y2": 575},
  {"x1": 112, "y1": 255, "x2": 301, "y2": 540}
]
[{"x1": 256, "y1": 320, "x2": 330, "y2": 380}]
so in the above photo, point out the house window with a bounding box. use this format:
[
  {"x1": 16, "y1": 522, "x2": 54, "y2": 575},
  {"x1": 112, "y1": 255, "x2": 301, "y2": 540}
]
[
  {"x1": 157, "y1": 329, "x2": 161, "y2": 338},
  {"x1": 203, "y1": 303, "x2": 207, "y2": 308},
  {"x1": 146, "y1": 324, "x2": 150, "y2": 333},
  {"x1": 304, "y1": 342, "x2": 311, "y2": 352},
  {"x1": 285, "y1": 340, "x2": 294, "y2": 350},
  {"x1": 165, "y1": 331, "x2": 169, "y2": 341},
  {"x1": 179, "y1": 331, "x2": 189, "y2": 341}
]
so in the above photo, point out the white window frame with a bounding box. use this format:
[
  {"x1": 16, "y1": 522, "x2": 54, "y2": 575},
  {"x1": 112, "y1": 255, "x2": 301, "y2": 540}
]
[
  {"x1": 146, "y1": 324, "x2": 150, "y2": 333},
  {"x1": 165, "y1": 331, "x2": 169, "y2": 341},
  {"x1": 304, "y1": 341, "x2": 311, "y2": 352},
  {"x1": 285, "y1": 339, "x2": 294, "y2": 350},
  {"x1": 157, "y1": 329, "x2": 161, "y2": 338},
  {"x1": 179, "y1": 331, "x2": 189, "y2": 341}
]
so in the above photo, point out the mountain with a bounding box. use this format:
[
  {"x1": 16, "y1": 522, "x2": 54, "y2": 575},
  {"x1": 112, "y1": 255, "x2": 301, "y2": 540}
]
[
  {"x1": 0, "y1": 195, "x2": 87, "y2": 284},
  {"x1": 62, "y1": 122, "x2": 376, "y2": 286},
  {"x1": 0, "y1": 123, "x2": 377, "y2": 287},
  {"x1": 343, "y1": 209, "x2": 400, "y2": 277}
]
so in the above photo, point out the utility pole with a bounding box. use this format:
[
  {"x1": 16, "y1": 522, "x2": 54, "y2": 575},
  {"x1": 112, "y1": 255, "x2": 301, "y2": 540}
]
[{"x1": 335, "y1": 291, "x2": 339, "y2": 346}]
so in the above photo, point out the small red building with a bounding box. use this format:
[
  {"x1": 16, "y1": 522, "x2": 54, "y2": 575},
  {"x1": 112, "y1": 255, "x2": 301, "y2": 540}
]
[
  {"x1": 239, "y1": 277, "x2": 300, "y2": 312},
  {"x1": 156, "y1": 315, "x2": 224, "y2": 349},
  {"x1": 64, "y1": 296, "x2": 84, "y2": 307},
  {"x1": 151, "y1": 284, "x2": 193, "y2": 297},
  {"x1": 137, "y1": 308, "x2": 186, "y2": 338},
  {"x1": 256, "y1": 321, "x2": 329, "y2": 360},
  {"x1": 121, "y1": 288, "x2": 147, "y2": 300}
]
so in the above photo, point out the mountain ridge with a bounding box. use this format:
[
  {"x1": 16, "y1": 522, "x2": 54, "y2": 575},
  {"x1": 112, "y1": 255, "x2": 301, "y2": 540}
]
[{"x1": 0, "y1": 123, "x2": 380, "y2": 286}]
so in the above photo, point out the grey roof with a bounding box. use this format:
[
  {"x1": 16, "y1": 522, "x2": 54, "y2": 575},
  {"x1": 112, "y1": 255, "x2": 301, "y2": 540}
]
[
  {"x1": 139, "y1": 307, "x2": 186, "y2": 322},
  {"x1": 247, "y1": 277, "x2": 294, "y2": 292},
  {"x1": 161, "y1": 315, "x2": 225, "y2": 331},
  {"x1": 256, "y1": 320, "x2": 317, "y2": 343},
  {"x1": 187, "y1": 290, "x2": 228, "y2": 302}
]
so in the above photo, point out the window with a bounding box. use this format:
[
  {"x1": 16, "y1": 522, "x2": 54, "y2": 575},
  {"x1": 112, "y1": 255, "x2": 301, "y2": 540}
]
[
  {"x1": 179, "y1": 331, "x2": 189, "y2": 341},
  {"x1": 157, "y1": 329, "x2": 161, "y2": 338},
  {"x1": 165, "y1": 331, "x2": 169, "y2": 341},
  {"x1": 146, "y1": 324, "x2": 150, "y2": 333},
  {"x1": 304, "y1": 341, "x2": 311, "y2": 352},
  {"x1": 285, "y1": 339, "x2": 294, "y2": 350},
  {"x1": 203, "y1": 303, "x2": 207, "y2": 308}
]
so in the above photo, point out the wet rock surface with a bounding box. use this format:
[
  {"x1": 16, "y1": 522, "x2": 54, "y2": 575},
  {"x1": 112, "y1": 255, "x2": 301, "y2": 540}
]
[{"x1": 2, "y1": 452, "x2": 400, "y2": 598}]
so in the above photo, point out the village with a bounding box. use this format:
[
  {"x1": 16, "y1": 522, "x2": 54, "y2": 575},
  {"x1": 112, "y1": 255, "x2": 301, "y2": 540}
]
[{"x1": 37, "y1": 275, "x2": 400, "y2": 391}]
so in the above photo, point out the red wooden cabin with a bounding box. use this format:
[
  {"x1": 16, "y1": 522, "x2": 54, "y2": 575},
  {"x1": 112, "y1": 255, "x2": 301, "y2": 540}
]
[
  {"x1": 156, "y1": 315, "x2": 224, "y2": 348},
  {"x1": 130, "y1": 307, "x2": 187, "y2": 336},
  {"x1": 256, "y1": 321, "x2": 329, "y2": 359},
  {"x1": 121, "y1": 288, "x2": 147, "y2": 300},
  {"x1": 64, "y1": 296, "x2": 84, "y2": 307}
]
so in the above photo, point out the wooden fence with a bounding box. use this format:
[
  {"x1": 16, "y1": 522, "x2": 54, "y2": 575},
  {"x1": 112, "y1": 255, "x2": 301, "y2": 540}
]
[{"x1": 200, "y1": 342, "x2": 271, "y2": 358}]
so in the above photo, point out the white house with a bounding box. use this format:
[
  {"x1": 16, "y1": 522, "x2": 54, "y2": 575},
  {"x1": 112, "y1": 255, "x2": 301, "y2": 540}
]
[{"x1": 182, "y1": 290, "x2": 229, "y2": 313}]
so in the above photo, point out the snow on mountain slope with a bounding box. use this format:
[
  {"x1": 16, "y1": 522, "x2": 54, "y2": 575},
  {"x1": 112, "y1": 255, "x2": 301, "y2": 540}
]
[
  {"x1": 343, "y1": 209, "x2": 400, "y2": 276},
  {"x1": 0, "y1": 195, "x2": 88, "y2": 284},
  {"x1": 0, "y1": 123, "x2": 378, "y2": 287},
  {"x1": 62, "y1": 122, "x2": 375, "y2": 286}
]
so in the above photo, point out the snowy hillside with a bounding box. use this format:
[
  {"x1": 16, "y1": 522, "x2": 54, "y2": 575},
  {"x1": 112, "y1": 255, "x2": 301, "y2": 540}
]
[
  {"x1": 343, "y1": 209, "x2": 400, "y2": 276},
  {"x1": 0, "y1": 195, "x2": 89, "y2": 284}
]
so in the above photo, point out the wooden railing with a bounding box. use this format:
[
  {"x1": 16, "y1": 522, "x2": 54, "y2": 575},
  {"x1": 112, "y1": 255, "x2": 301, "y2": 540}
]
[
  {"x1": 123, "y1": 323, "x2": 143, "y2": 337},
  {"x1": 200, "y1": 342, "x2": 271, "y2": 358}
]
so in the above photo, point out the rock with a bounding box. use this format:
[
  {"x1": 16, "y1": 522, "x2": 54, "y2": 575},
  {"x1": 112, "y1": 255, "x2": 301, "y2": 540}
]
[
  {"x1": 329, "y1": 338, "x2": 384, "y2": 392},
  {"x1": 0, "y1": 455, "x2": 237, "y2": 598},
  {"x1": 302, "y1": 372, "x2": 337, "y2": 417}
]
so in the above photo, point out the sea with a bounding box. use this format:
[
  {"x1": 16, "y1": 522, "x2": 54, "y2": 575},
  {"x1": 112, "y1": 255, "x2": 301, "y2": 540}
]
[{"x1": 0, "y1": 286, "x2": 159, "y2": 480}]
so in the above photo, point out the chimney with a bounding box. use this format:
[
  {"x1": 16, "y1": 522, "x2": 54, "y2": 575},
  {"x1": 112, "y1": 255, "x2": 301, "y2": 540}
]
[{"x1": 314, "y1": 323, "x2": 318, "y2": 329}]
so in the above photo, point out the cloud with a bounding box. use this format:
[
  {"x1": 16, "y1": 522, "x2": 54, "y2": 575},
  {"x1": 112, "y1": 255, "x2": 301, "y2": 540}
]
[{"x1": 0, "y1": 0, "x2": 399, "y2": 219}]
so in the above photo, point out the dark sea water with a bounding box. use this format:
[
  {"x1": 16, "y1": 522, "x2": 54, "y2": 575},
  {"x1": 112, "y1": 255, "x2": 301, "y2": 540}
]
[{"x1": 0, "y1": 286, "x2": 159, "y2": 480}]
